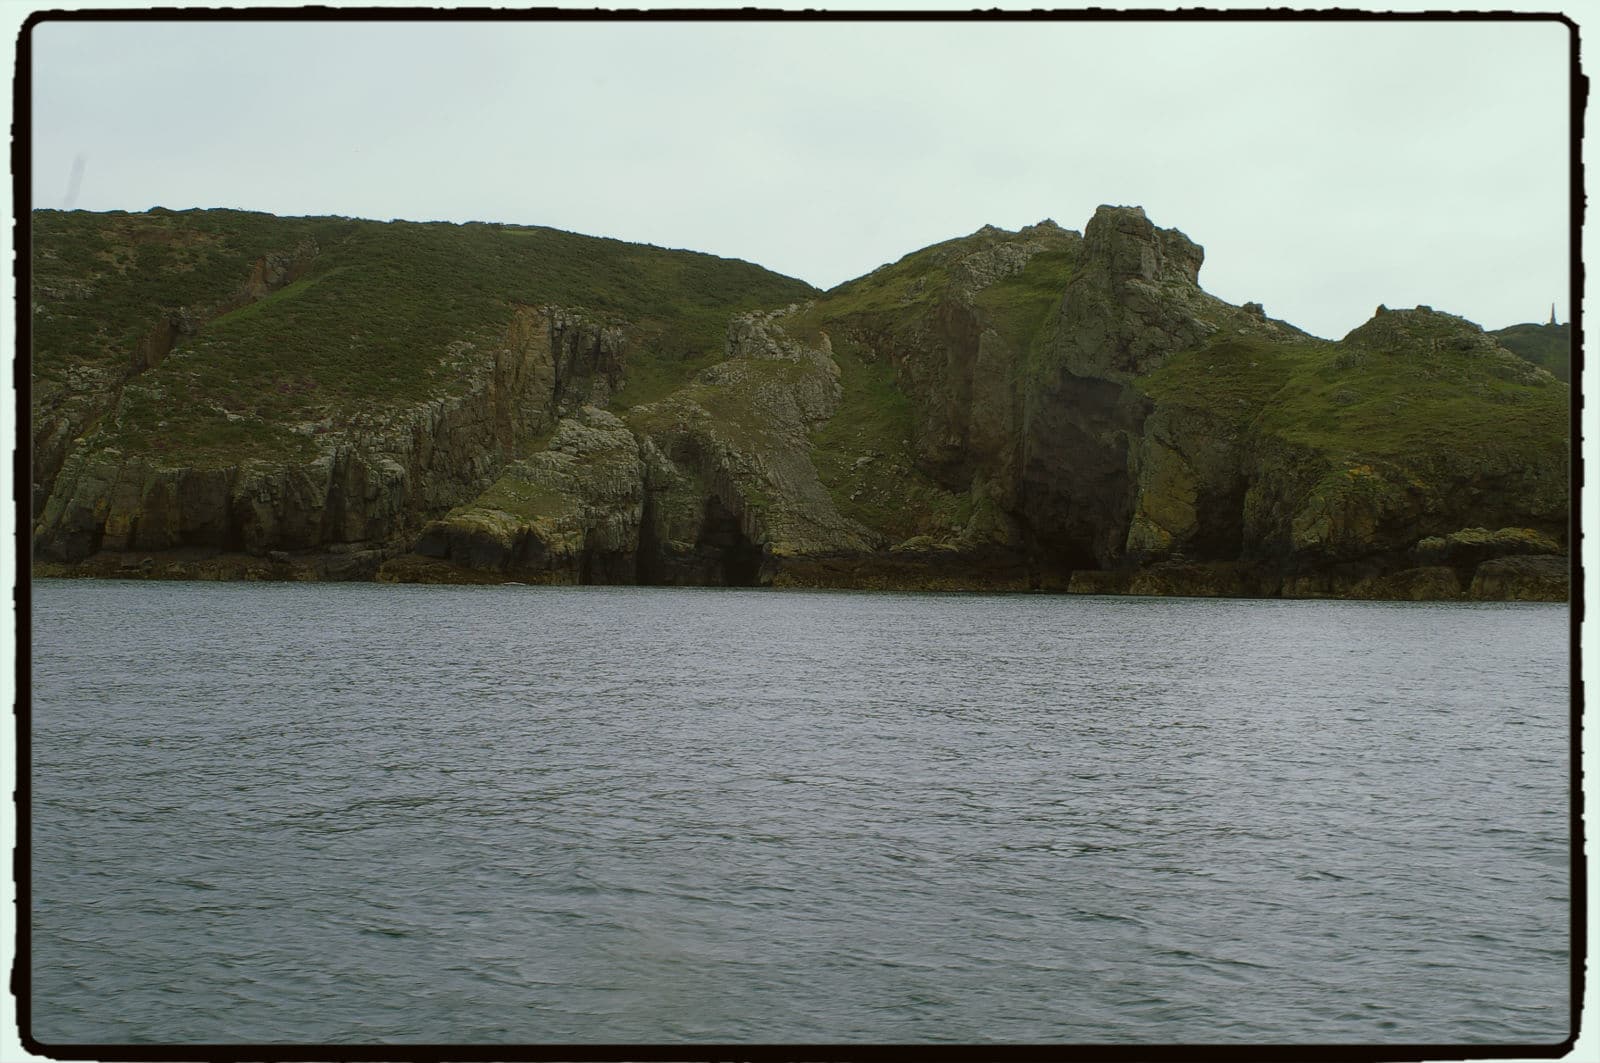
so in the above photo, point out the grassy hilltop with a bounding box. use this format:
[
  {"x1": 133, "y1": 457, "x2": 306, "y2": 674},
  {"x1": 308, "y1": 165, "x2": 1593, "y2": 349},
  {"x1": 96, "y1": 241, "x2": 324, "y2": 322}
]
[
  {"x1": 32, "y1": 208, "x2": 814, "y2": 464},
  {"x1": 1490, "y1": 320, "x2": 1571, "y2": 382}
]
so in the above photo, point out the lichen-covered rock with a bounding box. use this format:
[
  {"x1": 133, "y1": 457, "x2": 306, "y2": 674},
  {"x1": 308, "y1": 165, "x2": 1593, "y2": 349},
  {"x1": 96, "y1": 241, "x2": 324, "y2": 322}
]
[
  {"x1": 542, "y1": 306, "x2": 629, "y2": 412},
  {"x1": 1279, "y1": 564, "x2": 1468, "y2": 601},
  {"x1": 411, "y1": 407, "x2": 646, "y2": 583},
  {"x1": 1049, "y1": 205, "x2": 1211, "y2": 381},
  {"x1": 950, "y1": 221, "x2": 1076, "y2": 296},
  {"x1": 1127, "y1": 561, "x2": 1277, "y2": 599},
  {"x1": 628, "y1": 310, "x2": 879, "y2": 577},
  {"x1": 882, "y1": 295, "x2": 1012, "y2": 485},
  {"x1": 397, "y1": 307, "x2": 879, "y2": 586},
  {"x1": 1047, "y1": 205, "x2": 1304, "y2": 383},
  {"x1": 1124, "y1": 405, "x2": 1248, "y2": 563},
  {"x1": 32, "y1": 302, "x2": 622, "y2": 569},
  {"x1": 1469, "y1": 555, "x2": 1568, "y2": 601},
  {"x1": 1344, "y1": 306, "x2": 1554, "y2": 386},
  {"x1": 724, "y1": 303, "x2": 829, "y2": 369},
  {"x1": 1413, "y1": 526, "x2": 1562, "y2": 569},
  {"x1": 1351, "y1": 566, "x2": 1464, "y2": 601},
  {"x1": 1125, "y1": 437, "x2": 1199, "y2": 560},
  {"x1": 1287, "y1": 463, "x2": 1423, "y2": 562}
]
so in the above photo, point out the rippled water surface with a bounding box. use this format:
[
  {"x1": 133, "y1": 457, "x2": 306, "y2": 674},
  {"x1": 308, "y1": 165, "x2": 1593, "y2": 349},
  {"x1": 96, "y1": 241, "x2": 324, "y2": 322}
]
[{"x1": 29, "y1": 580, "x2": 1571, "y2": 1045}]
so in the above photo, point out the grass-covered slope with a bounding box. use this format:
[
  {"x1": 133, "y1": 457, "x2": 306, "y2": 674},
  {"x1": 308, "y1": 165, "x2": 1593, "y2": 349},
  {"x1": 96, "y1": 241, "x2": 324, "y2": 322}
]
[
  {"x1": 1138, "y1": 320, "x2": 1567, "y2": 467},
  {"x1": 1491, "y1": 321, "x2": 1571, "y2": 382},
  {"x1": 32, "y1": 208, "x2": 817, "y2": 463},
  {"x1": 1132, "y1": 311, "x2": 1568, "y2": 579},
  {"x1": 30, "y1": 208, "x2": 818, "y2": 568},
  {"x1": 33, "y1": 208, "x2": 335, "y2": 378}
]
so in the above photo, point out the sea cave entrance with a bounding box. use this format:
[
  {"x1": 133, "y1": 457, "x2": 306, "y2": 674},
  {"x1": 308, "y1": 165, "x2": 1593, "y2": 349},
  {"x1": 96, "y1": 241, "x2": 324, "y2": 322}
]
[
  {"x1": 695, "y1": 495, "x2": 764, "y2": 586},
  {"x1": 635, "y1": 492, "x2": 766, "y2": 587}
]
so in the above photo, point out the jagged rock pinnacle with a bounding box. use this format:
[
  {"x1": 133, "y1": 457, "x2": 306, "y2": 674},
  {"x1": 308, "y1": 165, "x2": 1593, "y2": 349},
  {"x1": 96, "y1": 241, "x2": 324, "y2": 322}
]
[{"x1": 1082, "y1": 205, "x2": 1204, "y2": 287}]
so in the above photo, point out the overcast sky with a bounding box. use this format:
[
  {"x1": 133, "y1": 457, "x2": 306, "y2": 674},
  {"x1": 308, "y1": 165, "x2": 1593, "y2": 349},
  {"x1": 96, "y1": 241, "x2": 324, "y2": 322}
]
[{"x1": 27, "y1": 14, "x2": 1571, "y2": 338}]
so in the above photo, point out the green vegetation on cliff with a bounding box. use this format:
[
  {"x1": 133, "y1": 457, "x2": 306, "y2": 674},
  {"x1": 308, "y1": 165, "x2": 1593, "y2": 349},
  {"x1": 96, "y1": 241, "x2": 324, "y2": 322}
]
[
  {"x1": 791, "y1": 222, "x2": 1083, "y2": 544},
  {"x1": 807, "y1": 333, "x2": 971, "y2": 540},
  {"x1": 1139, "y1": 325, "x2": 1567, "y2": 465},
  {"x1": 1491, "y1": 321, "x2": 1571, "y2": 382},
  {"x1": 972, "y1": 249, "x2": 1076, "y2": 352},
  {"x1": 791, "y1": 243, "x2": 953, "y2": 327},
  {"x1": 31, "y1": 205, "x2": 1569, "y2": 601},
  {"x1": 33, "y1": 208, "x2": 816, "y2": 464},
  {"x1": 32, "y1": 208, "x2": 337, "y2": 377}
]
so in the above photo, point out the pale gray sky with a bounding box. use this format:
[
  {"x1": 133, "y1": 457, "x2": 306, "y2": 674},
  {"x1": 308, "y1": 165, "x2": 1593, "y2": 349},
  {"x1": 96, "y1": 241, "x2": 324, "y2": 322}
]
[{"x1": 27, "y1": 14, "x2": 1572, "y2": 338}]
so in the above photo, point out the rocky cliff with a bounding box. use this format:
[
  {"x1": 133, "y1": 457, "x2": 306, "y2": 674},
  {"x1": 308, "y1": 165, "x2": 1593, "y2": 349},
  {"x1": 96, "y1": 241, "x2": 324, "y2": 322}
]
[
  {"x1": 30, "y1": 207, "x2": 1569, "y2": 599},
  {"x1": 36, "y1": 301, "x2": 627, "y2": 578},
  {"x1": 768, "y1": 206, "x2": 1567, "y2": 599}
]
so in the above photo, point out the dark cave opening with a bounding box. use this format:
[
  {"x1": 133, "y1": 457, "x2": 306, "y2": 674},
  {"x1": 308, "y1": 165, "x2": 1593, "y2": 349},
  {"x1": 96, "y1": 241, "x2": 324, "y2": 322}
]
[
  {"x1": 635, "y1": 493, "x2": 765, "y2": 586},
  {"x1": 696, "y1": 495, "x2": 764, "y2": 586}
]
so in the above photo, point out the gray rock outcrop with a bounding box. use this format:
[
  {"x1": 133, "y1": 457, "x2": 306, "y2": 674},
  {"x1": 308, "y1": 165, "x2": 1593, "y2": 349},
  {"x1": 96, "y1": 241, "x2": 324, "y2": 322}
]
[{"x1": 33, "y1": 303, "x2": 630, "y2": 567}]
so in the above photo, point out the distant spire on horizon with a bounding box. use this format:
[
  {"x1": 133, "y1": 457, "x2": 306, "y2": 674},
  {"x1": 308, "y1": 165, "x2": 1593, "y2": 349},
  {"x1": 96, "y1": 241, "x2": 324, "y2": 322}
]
[{"x1": 1550, "y1": 303, "x2": 1558, "y2": 326}]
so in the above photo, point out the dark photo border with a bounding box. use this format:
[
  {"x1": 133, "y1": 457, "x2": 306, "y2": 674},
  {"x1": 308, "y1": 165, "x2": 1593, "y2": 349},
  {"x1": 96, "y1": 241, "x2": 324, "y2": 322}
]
[{"x1": 10, "y1": 7, "x2": 1586, "y2": 1062}]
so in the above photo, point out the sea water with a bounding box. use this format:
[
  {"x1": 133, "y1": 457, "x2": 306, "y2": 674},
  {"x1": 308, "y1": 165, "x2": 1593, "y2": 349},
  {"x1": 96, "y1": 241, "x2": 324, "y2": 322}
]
[{"x1": 27, "y1": 580, "x2": 1571, "y2": 1045}]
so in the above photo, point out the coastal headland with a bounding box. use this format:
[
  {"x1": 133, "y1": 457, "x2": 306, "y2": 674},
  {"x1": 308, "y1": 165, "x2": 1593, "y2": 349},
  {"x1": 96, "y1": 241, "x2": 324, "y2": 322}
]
[{"x1": 30, "y1": 206, "x2": 1569, "y2": 600}]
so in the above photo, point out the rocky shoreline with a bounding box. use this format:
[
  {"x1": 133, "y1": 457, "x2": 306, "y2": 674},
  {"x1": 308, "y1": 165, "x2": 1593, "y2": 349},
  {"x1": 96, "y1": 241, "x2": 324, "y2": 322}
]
[
  {"x1": 33, "y1": 534, "x2": 1568, "y2": 602},
  {"x1": 31, "y1": 206, "x2": 1569, "y2": 601}
]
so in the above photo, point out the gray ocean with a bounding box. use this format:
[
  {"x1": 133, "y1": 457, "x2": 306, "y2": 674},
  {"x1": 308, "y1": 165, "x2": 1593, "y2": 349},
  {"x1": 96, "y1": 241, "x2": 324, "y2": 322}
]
[{"x1": 28, "y1": 579, "x2": 1571, "y2": 1045}]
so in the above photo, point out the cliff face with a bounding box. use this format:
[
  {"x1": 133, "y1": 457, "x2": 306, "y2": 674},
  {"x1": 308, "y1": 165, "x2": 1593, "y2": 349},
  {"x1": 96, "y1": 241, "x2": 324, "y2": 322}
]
[
  {"x1": 32, "y1": 229, "x2": 321, "y2": 517},
  {"x1": 1017, "y1": 206, "x2": 1306, "y2": 573},
  {"x1": 761, "y1": 205, "x2": 1567, "y2": 598},
  {"x1": 29, "y1": 209, "x2": 819, "y2": 581},
  {"x1": 391, "y1": 304, "x2": 878, "y2": 586},
  {"x1": 35, "y1": 303, "x2": 630, "y2": 579},
  {"x1": 30, "y1": 207, "x2": 1569, "y2": 599}
]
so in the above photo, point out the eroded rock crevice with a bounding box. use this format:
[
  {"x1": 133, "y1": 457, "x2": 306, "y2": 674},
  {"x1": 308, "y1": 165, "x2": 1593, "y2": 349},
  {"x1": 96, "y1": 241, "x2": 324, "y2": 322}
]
[
  {"x1": 693, "y1": 495, "x2": 767, "y2": 586},
  {"x1": 1019, "y1": 372, "x2": 1152, "y2": 570}
]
